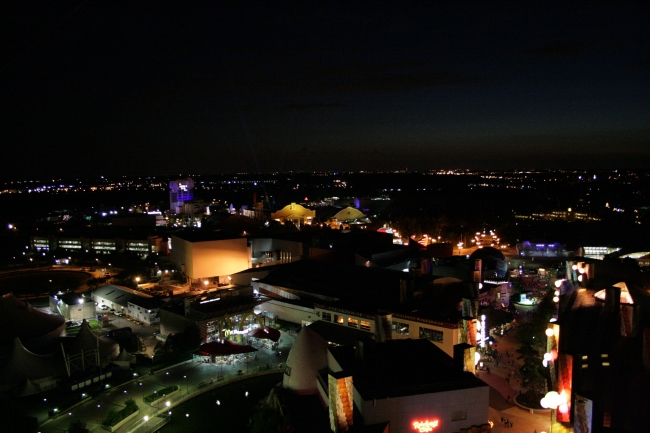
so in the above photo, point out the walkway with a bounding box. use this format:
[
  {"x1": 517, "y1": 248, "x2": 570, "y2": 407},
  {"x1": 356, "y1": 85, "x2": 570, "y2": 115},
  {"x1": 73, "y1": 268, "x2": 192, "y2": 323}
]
[
  {"x1": 483, "y1": 332, "x2": 562, "y2": 433},
  {"x1": 36, "y1": 331, "x2": 295, "y2": 433}
]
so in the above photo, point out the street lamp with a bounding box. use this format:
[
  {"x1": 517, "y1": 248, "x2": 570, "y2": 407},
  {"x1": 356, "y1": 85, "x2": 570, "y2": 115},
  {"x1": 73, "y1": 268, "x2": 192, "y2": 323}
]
[
  {"x1": 540, "y1": 391, "x2": 568, "y2": 433},
  {"x1": 143, "y1": 415, "x2": 149, "y2": 432}
]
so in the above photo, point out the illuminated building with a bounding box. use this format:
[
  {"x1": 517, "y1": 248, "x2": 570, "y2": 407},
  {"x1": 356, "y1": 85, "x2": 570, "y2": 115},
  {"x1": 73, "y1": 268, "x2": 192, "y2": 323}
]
[
  {"x1": 49, "y1": 292, "x2": 96, "y2": 321},
  {"x1": 271, "y1": 202, "x2": 315, "y2": 226},
  {"x1": 169, "y1": 178, "x2": 194, "y2": 214},
  {"x1": 170, "y1": 231, "x2": 251, "y2": 283},
  {"x1": 159, "y1": 289, "x2": 264, "y2": 344},
  {"x1": 515, "y1": 241, "x2": 570, "y2": 258},
  {"x1": 252, "y1": 260, "x2": 476, "y2": 358},
  {"x1": 31, "y1": 234, "x2": 165, "y2": 257},
  {"x1": 282, "y1": 331, "x2": 490, "y2": 433}
]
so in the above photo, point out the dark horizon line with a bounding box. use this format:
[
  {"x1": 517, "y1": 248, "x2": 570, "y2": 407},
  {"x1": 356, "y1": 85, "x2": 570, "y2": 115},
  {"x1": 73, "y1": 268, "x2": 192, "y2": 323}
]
[{"x1": 1, "y1": 167, "x2": 648, "y2": 183}]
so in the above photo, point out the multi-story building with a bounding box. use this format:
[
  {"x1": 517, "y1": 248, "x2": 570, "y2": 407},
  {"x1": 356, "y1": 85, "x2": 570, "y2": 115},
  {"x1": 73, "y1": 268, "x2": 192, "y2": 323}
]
[
  {"x1": 169, "y1": 178, "x2": 194, "y2": 214},
  {"x1": 31, "y1": 235, "x2": 165, "y2": 257},
  {"x1": 282, "y1": 327, "x2": 490, "y2": 433}
]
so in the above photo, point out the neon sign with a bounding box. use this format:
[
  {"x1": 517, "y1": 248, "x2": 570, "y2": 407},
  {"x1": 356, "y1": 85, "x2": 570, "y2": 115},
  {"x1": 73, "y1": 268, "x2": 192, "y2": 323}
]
[
  {"x1": 412, "y1": 419, "x2": 439, "y2": 432},
  {"x1": 480, "y1": 314, "x2": 486, "y2": 348}
]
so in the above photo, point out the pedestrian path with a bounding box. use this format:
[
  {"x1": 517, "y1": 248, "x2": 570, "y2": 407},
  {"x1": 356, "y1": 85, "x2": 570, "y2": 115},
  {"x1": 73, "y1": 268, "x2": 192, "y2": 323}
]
[
  {"x1": 37, "y1": 330, "x2": 295, "y2": 433},
  {"x1": 484, "y1": 333, "x2": 566, "y2": 433}
]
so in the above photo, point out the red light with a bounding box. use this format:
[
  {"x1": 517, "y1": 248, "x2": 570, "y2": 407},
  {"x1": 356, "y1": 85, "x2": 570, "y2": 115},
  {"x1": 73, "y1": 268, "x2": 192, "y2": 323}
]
[{"x1": 413, "y1": 419, "x2": 439, "y2": 432}]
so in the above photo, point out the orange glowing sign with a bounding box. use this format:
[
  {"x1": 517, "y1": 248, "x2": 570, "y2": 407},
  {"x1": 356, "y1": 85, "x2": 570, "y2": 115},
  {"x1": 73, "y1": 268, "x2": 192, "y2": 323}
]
[{"x1": 412, "y1": 419, "x2": 439, "y2": 432}]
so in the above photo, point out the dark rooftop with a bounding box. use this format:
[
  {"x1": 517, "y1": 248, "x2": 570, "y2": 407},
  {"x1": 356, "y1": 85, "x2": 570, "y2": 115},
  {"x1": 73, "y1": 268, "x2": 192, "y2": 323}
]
[
  {"x1": 307, "y1": 320, "x2": 374, "y2": 346},
  {"x1": 329, "y1": 338, "x2": 487, "y2": 400}
]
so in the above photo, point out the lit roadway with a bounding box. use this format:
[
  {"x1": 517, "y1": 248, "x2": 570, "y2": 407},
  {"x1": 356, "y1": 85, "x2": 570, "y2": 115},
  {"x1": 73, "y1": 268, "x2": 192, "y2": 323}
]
[{"x1": 37, "y1": 334, "x2": 293, "y2": 433}]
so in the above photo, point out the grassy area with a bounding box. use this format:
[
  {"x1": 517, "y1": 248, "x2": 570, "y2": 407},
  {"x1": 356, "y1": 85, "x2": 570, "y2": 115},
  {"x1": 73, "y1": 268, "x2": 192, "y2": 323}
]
[{"x1": 88, "y1": 319, "x2": 101, "y2": 329}]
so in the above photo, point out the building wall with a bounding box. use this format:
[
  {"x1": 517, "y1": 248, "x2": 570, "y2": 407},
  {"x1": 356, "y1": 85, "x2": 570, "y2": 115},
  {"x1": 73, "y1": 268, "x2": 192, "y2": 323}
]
[
  {"x1": 68, "y1": 302, "x2": 96, "y2": 321},
  {"x1": 389, "y1": 317, "x2": 458, "y2": 357},
  {"x1": 260, "y1": 299, "x2": 316, "y2": 326},
  {"x1": 127, "y1": 303, "x2": 159, "y2": 325},
  {"x1": 315, "y1": 306, "x2": 376, "y2": 334},
  {"x1": 171, "y1": 236, "x2": 250, "y2": 279},
  {"x1": 93, "y1": 295, "x2": 128, "y2": 313},
  {"x1": 250, "y1": 238, "x2": 304, "y2": 265},
  {"x1": 360, "y1": 386, "x2": 489, "y2": 433},
  {"x1": 159, "y1": 309, "x2": 190, "y2": 337}
]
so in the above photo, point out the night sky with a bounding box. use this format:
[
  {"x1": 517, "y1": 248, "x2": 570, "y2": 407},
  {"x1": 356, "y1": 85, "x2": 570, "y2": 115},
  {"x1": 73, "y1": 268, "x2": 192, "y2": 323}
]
[{"x1": 2, "y1": 2, "x2": 649, "y2": 177}]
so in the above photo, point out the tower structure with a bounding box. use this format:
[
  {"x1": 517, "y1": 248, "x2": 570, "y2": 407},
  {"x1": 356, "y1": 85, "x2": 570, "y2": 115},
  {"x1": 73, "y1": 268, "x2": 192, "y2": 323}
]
[{"x1": 169, "y1": 178, "x2": 194, "y2": 214}]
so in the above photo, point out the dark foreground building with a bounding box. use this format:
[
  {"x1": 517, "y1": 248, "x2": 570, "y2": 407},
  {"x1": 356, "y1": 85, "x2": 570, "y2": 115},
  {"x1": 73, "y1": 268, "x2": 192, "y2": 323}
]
[{"x1": 555, "y1": 259, "x2": 650, "y2": 433}]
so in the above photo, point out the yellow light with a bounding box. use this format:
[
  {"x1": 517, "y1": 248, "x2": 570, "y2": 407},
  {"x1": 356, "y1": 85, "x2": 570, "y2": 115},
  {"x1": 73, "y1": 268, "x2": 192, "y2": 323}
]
[{"x1": 545, "y1": 328, "x2": 554, "y2": 337}]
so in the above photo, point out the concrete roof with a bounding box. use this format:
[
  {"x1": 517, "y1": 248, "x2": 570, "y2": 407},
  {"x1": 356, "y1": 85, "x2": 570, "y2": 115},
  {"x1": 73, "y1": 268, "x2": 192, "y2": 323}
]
[
  {"x1": 329, "y1": 338, "x2": 487, "y2": 400},
  {"x1": 93, "y1": 285, "x2": 140, "y2": 307}
]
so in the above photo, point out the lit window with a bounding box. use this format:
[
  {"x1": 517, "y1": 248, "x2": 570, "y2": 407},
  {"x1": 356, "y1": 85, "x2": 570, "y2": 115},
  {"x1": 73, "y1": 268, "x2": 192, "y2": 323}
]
[
  {"x1": 360, "y1": 320, "x2": 371, "y2": 331},
  {"x1": 420, "y1": 327, "x2": 443, "y2": 342},
  {"x1": 347, "y1": 318, "x2": 359, "y2": 328},
  {"x1": 392, "y1": 321, "x2": 410, "y2": 335},
  {"x1": 335, "y1": 315, "x2": 344, "y2": 324}
]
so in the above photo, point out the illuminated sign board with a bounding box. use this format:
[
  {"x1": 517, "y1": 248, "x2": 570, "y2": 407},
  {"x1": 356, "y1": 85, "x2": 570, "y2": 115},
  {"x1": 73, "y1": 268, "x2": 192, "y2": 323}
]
[
  {"x1": 412, "y1": 420, "x2": 439, "y2": 432},
  {"x1": 476, "y1": 314, "x2": 487, "y2": 348}
]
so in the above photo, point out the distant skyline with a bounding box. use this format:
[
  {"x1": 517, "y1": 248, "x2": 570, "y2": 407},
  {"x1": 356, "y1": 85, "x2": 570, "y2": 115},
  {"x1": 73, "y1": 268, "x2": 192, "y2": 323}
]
[{"x1": 1, "y1": 2, "x2": 649, "y2": 177}]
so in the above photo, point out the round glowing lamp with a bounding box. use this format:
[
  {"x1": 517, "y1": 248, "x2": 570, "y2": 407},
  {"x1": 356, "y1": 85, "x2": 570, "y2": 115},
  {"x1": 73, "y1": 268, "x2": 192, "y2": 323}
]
[
  {"x1": 553, "y1": 296, "x2": 560, "y2": 303},
  {"x1": 545, "y1": 328, "x2": 554, "y2": 337},
  {"x1": 554, "y1": 280, "x2": 562, "y2": 288}
]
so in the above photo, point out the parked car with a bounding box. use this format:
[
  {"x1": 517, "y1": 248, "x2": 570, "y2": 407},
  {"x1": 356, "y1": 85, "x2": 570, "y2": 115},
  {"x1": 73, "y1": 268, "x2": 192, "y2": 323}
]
[{"x1": 99, "y1": 305, "x2": 109, "y2": 311}]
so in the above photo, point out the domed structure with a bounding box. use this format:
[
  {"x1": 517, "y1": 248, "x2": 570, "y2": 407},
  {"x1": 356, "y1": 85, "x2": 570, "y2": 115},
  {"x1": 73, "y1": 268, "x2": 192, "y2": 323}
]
[
  {"x1": 282, "y1": 326, "x2": 328, "y2": 395},
  {"x1": 333, "y1": 206, "x2": 366, "y2": 222},
  {"x1": 271, "y1": 202, "x2": 315, "y2": 226},
  {"x1": 469, "y1": 247, "x2": 508, "y2": 278}
]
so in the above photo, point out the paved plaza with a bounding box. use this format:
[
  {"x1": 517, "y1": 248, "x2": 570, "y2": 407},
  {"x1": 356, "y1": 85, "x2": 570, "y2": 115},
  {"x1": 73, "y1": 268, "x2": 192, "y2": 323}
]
[{"x1": 35, "y1": 331, "x2": 295, "y2": 433}]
